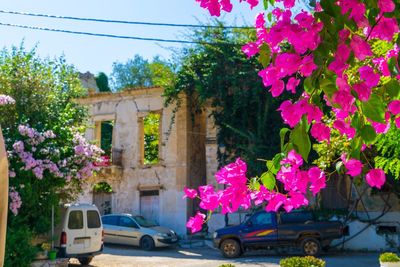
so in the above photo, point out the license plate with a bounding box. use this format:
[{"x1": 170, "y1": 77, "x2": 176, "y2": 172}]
[{"x1": 74, "y1": 239, "x2": 84, "y2": 245}]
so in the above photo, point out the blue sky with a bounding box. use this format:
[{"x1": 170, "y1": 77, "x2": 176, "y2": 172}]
[{"x1": 0, "y1": 0, "x2": 263, "y2": 75}]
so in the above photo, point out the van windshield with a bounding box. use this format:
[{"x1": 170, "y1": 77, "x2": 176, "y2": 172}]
[{"x1": 133, "y1": 216, "x2": 158, "y2": 227}]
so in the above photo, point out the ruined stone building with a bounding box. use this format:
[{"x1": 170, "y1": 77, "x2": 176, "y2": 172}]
[{"x1": 75, "y1": 84, "x2": 221, "y2": 237}]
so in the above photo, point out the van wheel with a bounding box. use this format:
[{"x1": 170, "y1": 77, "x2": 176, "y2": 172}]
[
  {"x1": 220, "y1": 239, "x2": 241, "y2": 258},
  {"x1": 301, "y1": 238, "x2": 321, "y2": 256},
  {"x1": 140, "y1": 236, "x2": 155, "y2": 251},
  {"x1": 78, "y1": 256, "x2": 93, "y2": 265}
]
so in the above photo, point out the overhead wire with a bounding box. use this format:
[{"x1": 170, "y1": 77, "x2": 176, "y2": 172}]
[
  {"x1": 0, "y1": 10, "x2": 253, "y2": 29},
  {"x1": 0, "y1": 22, "x2": 244, "y2": 45}
]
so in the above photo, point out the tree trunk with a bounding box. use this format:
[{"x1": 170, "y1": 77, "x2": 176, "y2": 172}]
[{"x1": 0, "y1": 127, "x2": 8, "y2": 267}]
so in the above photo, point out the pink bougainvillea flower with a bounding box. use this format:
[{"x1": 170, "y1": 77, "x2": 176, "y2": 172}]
[
  {"x1": 372, "y1": 57, "x2": 391, "y2": 77},
  {"x1": 305, "y1": 104, "x2": 323, "y2": 124},
  {"x1": 378, "y1": 0, "x2": 395, "y2": 13},
  {"x1": 220, "y1": 0, "x2": 233, "y2": 12},
  {"x1": 332, "y1": 89, "x2": 355, "y2": 112},
  {"x1": 286, "y1": 77, "x2": 300, "y2": 93},
  {"x1": 308, "y1": 167, "x2": 326, "y2": 196},
  {"x1": 369, "y1": 112, "x2": 391, "y2": 134},
  {"x1": 311, "y1": 122, "x2": 331, "y2": 142},
  {"x1": 350, "y1": 35, "x2": 373, "y2": 61},
  {"x1": 368, "y1": 17, "x2": 399, "y2": 41},
  {"x1": 284, "y1": 191, "x2": 309, "y2": 212},
  {"x1": 215, "y1": 157, "x2": 247, "y2": 185},
  {"x1": 245, "y1": 0, "x2": 259, "y2": 9},
  {"x1": 352, "y1": 82, "x2": 371, "y2": 102},
  {"x1": 186, "y1": 212, "x2": 206, "y2": 233},
  {"x1": 341, "y1": 155, "x2": 363, "y2": 177},
  {"x1": 242, "y1": 42, "x2": 259, "y2": 58},
  {"x1": 199, "y1": 191, "x2": 219, "y2": 210},
  {"x1": 388, "y1": 100, "x2": 400, "y2": 115},
  {"x1": 278, "y1": 100, "x2": 303, "y2": 128},
  {"x1": 281, "y1": 149, "x2": 303, "y2": 167},
  {"x1": 258, "y1": 66, "x2": 278, "y2": 87},
  {"x1": 359, "y1": 66, "x2": 380, "y2": 88},
  {"x1": 365, "y1": 169, "x2": 386, "y2": 189},
  {"x1": 333, "y1": 119, "x2": 356, "y2": 139},
  {"x1": 265, "y1": 192, "x2": 286, "y2": 212},
  {"x1": 270, "y1": 80, "x2": 285, "y2": 97},
  {"x1": 277, "y1": 0, "x2": 295, "y2": 8},
  {"x1": 183, "y1": 187, "x2": 198, "y2": 199},
  {"x1": 275, "y1": 53, "x2": 301, "y2": 77},
  {"x1": 299, "y1": 55, "x2": 317, "y2": 77},
  {"x1": 394, "y1": 116, "x2": 400, "y2": 128}
]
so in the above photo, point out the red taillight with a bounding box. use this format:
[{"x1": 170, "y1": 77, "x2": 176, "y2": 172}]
[
  {"x1": 101, "y1": 230, "x2": 104, "y2": 243},
  {"x1": 60, "y1": 231, "x2": 67, "y2": 247}
]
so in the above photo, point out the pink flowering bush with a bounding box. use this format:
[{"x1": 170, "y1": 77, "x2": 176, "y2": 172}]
[
  {"x1": 7, "y1": 125, "x2": 103, "y2": 216},
  {"x1": 188, "y1": 0, "x2": 400, "y2": 233},
  {"x1": 0, "y1": 94, "x2": 15, "y2": 105}
]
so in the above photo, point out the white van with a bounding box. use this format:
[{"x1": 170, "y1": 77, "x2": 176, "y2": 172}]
[{"x1": 55, "y1": 203, "x2": 103, "y2": 265}]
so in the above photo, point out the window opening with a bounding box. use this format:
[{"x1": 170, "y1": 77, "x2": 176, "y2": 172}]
[{"x1": 143, "y1": 113, "x2": 160, "y2": 164}]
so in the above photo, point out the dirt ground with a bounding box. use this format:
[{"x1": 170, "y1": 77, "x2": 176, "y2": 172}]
[{"x1": 68, "y1": 243, "x2": 381, "y2": 267}]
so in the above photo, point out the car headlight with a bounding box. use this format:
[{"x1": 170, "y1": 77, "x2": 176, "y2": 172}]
[
  {"x1": 213, "y1": 232, "x2": 218, "y2": 239},
  {"x1": 157, "y1": 233, "x2": 169, "y2": 238}
]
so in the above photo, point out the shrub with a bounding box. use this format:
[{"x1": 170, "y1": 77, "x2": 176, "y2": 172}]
[
  {"x1": 4, "y1": 226, "x2": 38, "y2": 267},
  {"x1": 218, "y1": 264, "x2": 236, "y2": 267},
  {"x1": 279, "y1": 256, "x2": 325, "y2": 267},
  {"x1": 379, "y1": 252, "x2": 400, "y2": 262}
]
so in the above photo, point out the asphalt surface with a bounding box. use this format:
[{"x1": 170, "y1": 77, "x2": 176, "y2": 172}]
[{"x1": 69, "y1": 243, "x2": 381, "y2": 267}]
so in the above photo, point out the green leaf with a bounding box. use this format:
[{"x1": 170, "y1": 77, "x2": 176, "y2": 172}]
[
  {"x1": 385, "y1": 80, "x2": 400, "y2": 99},
  {"x1": 249, "y1": 177, "x2": 260, "y2": 190},
  {"x1": 361, "y1": 125, "x2": 377, "y2": 144},
  {"x1": 280, "y1": 128, "x2": 291, "y2": 151},
  {"x1": 350, "y1": 137, "x2": 363, "y2": 159},
  {"x1": 258, "y1": 44, "x2": 271, "y2": 68},
  {"x1": 304, "y1": 77, "x2": 313, "y2": 94},
  {"x1": 263, "y1": 0, "x2": 269, "y2": 9},
  {"x1": 361, "y1": 94, "x2": 386, "y2": 123},
  {"x1": 260, "y1": 172, "x2": 276, "y2": 190},
  {"x1": 290, "y1": 118, "x2": 311, "y2": 162},
  {"x1": 320, "y1": 78, "x2": 337, "y2": 98},
  {"x1": 335, "y1": 161, "x2": 343, "y2": 173},
  {"x1": 388, "y1": 57, "x2": 399, "y2": 76}
]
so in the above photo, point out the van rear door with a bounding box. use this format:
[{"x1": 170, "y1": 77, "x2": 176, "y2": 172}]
[
  {"x1": 66, "y1": 209, "x2": 87, "y2": 255},
  {"x1": 86, "y1": 209, "x2": 103, "y2": 252}
]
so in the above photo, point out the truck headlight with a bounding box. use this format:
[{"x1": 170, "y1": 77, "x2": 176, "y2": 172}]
[{"x1": 213, "y1": 232, "x2": 218, "y2": 239}]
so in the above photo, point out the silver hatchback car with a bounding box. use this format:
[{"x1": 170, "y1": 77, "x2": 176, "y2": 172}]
[{"x1": 101, "y1": 214, "x2": 178, "y2": 250}]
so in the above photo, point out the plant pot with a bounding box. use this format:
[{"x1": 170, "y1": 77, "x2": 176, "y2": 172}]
[
  {"x1": 380, "y1": 261, "x2": 400, "y2": 267},
  {"x1": 48, "y1": 250, "x2": 57, "y2": 261}
]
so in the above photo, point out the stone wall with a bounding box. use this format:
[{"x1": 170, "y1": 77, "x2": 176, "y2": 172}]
[{"x1": 76, "y1": 88, "x2": 204, "y2": 237}]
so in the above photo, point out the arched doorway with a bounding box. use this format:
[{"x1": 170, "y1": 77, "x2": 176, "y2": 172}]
[{"x1": 92, "y1": 182, "x2": 113, "y2": 215}]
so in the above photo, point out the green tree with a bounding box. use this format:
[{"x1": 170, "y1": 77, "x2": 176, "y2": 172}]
[
  {"x1": 0, "y1": 45, "x2": 99, "y2": 266},
  {"x1": 95, "y1": 72, "x2": 111, "y2": 92},
  {"x1": 110, "y1": 54, "x2": 175, "y2": 91},
  {"x1": 164, "y1": 23, "x2": 295, "y2": 175}
]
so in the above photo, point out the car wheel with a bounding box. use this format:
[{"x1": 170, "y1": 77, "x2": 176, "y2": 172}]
[
  {"x1": 140, "y1": 235, "x2": 155, "y2": 251},
  {"x1": 220, "y1": 239, "x2": 241, "y2": 258},
  {"x1": 301, "y1": 238, "x2": 321, "y2": 256},
  {"x1": 78, "y1": 256, "x2": 93, "y2": 265}
]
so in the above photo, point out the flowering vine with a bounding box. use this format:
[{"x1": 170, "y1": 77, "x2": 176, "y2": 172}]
[{"x1": 187, "y1": 0, "x2": 400, "y2": 232}]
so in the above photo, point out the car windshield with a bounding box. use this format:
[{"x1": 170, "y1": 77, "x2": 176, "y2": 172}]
[{"x1": 133, "y1": 216, "x2": 158, "y2": 227}]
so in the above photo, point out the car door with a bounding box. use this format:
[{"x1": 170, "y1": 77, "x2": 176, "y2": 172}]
[
  {"x1": 118, "y1": 216, "x2": 141, "y2": 246},
  {"x1": 101, "y1": 215, "x2": 120, "y2": 244},
  {"x1": 240, "y1": 212, "x2": 278, "y2": 246},
  {"x1": 86, "y1": 209, "x2": 103, "y2": 252}
]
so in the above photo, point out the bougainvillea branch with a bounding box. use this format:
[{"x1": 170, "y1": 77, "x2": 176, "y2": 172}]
[{"x1": 186, "y1": 0, "x2": 400, "y2": 233}]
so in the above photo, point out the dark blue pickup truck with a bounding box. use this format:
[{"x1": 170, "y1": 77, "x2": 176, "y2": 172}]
[{"x1": 213, "y1": 210, "x2": 344, "y2": 258}]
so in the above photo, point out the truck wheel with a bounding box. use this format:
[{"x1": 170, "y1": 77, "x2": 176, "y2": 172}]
[
  {"x1": 301, "y1": 238, "x2": 321, "y2": 256},
  {"x1": 78, "y1": 256, "x2": 93, "y2": 265},
  {"x1": 220, "y1": 239, "x2": 241, "y2": 258},
  {"x1": 140, "y1": 235, "x2": 155, "y2": 251}
]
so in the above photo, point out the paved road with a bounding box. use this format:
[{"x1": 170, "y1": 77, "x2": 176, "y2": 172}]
[{"x1": 69, "y1": 244, "x2": 380, "y2": 267}]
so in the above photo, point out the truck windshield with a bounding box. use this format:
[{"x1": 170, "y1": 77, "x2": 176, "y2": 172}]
[{"x1": 133, "y1": 216, "x2": 158, "y2": 227}]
